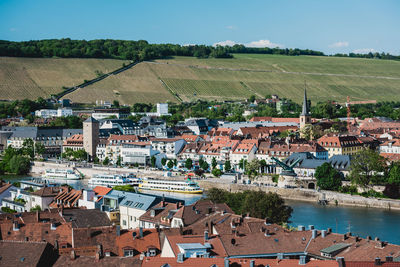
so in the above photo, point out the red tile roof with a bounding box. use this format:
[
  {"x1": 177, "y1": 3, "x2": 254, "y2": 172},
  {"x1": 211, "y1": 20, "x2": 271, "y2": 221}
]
[
  {"x1": 141, "y1": 257, "x2": 226, "y2": 267},
  {"x1": 116, "y1": 228, "x2": 161, "y2": 258}
]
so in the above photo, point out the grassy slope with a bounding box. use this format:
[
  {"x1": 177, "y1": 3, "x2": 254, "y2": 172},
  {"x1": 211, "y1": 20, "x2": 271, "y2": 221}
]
[
  {"x1": 0, "y1": 57, "x2": 128, "y2": 101},
  {"x1": 1, "y1": 54, "x2": 400, "y2": 104}
]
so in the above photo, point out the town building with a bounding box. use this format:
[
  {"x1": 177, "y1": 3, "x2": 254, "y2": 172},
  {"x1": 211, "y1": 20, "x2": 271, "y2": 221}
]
[
  {"x1": 318, "y1": 135, "x2": 363, "y2": 158},
  {"x1": 83, "y1": 117, "x2": 99, "y2": 160}
]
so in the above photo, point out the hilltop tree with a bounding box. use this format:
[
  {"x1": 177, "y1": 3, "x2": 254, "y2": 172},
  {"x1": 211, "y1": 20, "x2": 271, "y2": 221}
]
[
  {"x1": 315, "y1": 162, "x2": 342, "y2": 191},
  {"x1": 161, "y1": 158, "x2": 167, "y2": 166}
]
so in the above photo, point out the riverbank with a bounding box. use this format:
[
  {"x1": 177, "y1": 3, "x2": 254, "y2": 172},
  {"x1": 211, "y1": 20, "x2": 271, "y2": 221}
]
[{"x1": 197, "y1": 179, "x2": 400, "y2": 211}]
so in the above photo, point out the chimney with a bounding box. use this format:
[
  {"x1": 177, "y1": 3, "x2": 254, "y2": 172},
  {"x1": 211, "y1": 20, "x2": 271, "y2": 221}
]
[
  {"x1": 366, "y1": 236, "x2": 371, "y2": 241},
  {"x1": 177, "y1": 253, "x2": 184, "y2": 263},
  {"x1": 375, "y1": 237, "x2": 380, "y2": 241},
  {"x1": 327, "y1": 228, "x2": 332, "y2": 234},
  {"x1": 374, "y1": 258, "x2": 382, "y2": 266},
  {"x1": 308, "y1": 225, "x2": 314, "y2": 230},
  {"x1": 224, "y1": 258, "x2": 229, "y2": 267},
  {"x1": 204, "y1": 230, "x2": 209, "y2": 241},
  {"x1": 95, "y1": 251, "x2": 101, "y2": 262},
  {"x1": 176, "y1": 202, "x2": 180, "y2": 209},
  {"x1": 299, "y1": 255, "x2": 307, "y2": 265},
  {"x1": 139, "y1": 227, "x2": 143, "y2": 238},
  {"x1": 336, "y1": 257, "x2": 345, "y2": 267},
  {"x1": 321, "y1": 230, "x2": 327, "y2": 238},
  {"x1": 298, "y1": 225, "x2": 305, "y2": 231},
  {"x1": 343, "y1": 233, "x2": 348, "y2": 241},
  {"x1": 250, "y1": 260, "x2": 255, "y2": 267},
  {"x1": 386, "y1": 256, "x2": 393, "y2": 262},
  {"x1": 116, "y1": 225, "x2": 120, "y2": 236},
  {"x1": 312, "y1": 229, "x2": 317, "y2": 239},
  {"x1": 70, "y1": 250, "x2": 76, "y2": 260},
  {"x1": 36, "y1": 211, "x2": 40, "y2": 222},
  {"x1": 161, "y1": 200, "x2": 165, "y2": 207},
  {"x1": 13, "y1": 221, "x2": 19, "y2": 231}
]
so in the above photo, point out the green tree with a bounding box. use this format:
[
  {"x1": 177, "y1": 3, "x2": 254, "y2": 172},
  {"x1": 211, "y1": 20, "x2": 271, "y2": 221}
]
[
  {"x1": 116, "y1": 156, "x2": 122, "y2": 166},
  {"x1": 30, "y1": 205, "x2": 41, "y2": 212},
  {"x1": 34, "y1": 142, "x2": 45, "y2": 157},
  {"x1": 224, "y1": 160, "x2": 232, "y2": 172},
  {"x1": 161, "y1": 158, "x2": 167, "y2": 166},
  {"x1": 185, "y1": 158, "x2": 193, "y2": 170},
  {"x1": 246, "y1": 159, "x2": 261, "y2": 180},
  {"x1": 200, "y1": 160, "x2": 209, "y2": 171},
  {"x1": 173, "y1": 159, "x2": 177, "y2": 167},
  {"x1": 315, "y1": 162, "x2": 342, "y2": 191},
  {"x1": 350, "y1": 149, "x2": 386, "y2": 189},
  {"x1": 150, "y1": 156, "x2": 156, "y2": 168},
  {"x1": 211, "y1": 157, "x2": 217, "y2": 169},
  {"x1": 387, "y1": 162, "x2": 400, "y2": 185},
  {"x1": 207, "y1": 188, "x2": 292, "y2": 224},
  {"x1": 103, "y1": 157, "x2": 110, "y2": 165},
  {"x1": 238, "y1": 158, "x2": 247, "y2": 171},
  {"x1": 212, "y1": 168, "x2": 222, "y2": 177},
  {"x1": 249, "y1": 95, "x2": 256, "y2": 103},
  {"x1": 167, "y1": 160, "x2": 174, "y2": 169},
  {"x1": 8, "y1": 155, "x2": 31, "y2": 175},
  {"x1": 113, "y1": 100, "x2": 120, "y2": 107},
  {"x1": 242, "y1": 191, "x2": 293, "y2": 224}
]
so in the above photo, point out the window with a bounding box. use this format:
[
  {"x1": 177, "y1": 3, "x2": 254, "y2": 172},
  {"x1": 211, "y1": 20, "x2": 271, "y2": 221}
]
[
  {"x1": 124, "y1": 250, "x2": 134, "y2": 257},
  {"x1": 122, "y1": 220, "x2": 127, "y2": 226}
]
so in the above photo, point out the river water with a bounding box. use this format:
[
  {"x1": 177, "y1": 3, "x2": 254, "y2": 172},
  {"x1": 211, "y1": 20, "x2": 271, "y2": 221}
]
[{"x1": 3, "y1": 175, "x2": 400, "y2": 244}]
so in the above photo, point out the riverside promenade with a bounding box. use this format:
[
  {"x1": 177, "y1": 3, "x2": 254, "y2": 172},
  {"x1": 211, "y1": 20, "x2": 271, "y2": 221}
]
[{"x1": 30, "y1": 161, "x2": 400, "y2": 210}]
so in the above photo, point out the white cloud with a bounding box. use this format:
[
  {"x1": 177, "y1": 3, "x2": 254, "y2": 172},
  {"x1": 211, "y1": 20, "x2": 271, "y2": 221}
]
[
  {"x1": 329, "y1": 41, "x2": 349, "y2": 48},
  {"x1": 213, "y1": 40, "x2": 238, "y2": 47},
  {"x1": 213, "y1": 39, "x2": 283, "y2": 48},
  {"x1": 245, "y1": 39, "x2": 283, "y2": 48},
  {"x1": 353, "y1": 48, "x2": 376, "y2": 54},
  {"x1": 225, "y1": 25, "x2": 236, "y2": 30}
]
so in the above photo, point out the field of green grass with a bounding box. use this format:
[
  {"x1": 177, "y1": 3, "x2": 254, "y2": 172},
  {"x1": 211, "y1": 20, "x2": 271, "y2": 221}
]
[{"x1": 2, "y1": 54, "x2": 400, "y2": 104}]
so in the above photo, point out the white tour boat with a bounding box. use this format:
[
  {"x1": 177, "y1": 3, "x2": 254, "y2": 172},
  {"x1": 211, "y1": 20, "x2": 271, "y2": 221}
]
[
  {"x1": 88, "y1": 173, "x2": 142, "y2": 187},
  {"x1": 138, "y1": 178, "x2": 203, "y2": 194},
  {"x1": 42, "y1": 169, "x2": 81, "y2": 180}
]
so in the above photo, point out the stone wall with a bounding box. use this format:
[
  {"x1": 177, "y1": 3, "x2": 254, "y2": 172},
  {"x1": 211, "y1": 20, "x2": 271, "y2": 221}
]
[{"x1": 197, "y1": 179, "x2": 400, "y2": 210}]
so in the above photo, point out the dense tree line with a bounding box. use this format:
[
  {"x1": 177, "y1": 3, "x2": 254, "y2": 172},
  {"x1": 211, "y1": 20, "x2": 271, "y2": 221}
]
[
  {"x1": 222, "y1": 44, "x2": 325, "y2": 56},
  {"x1": 334, "y1": 52, "x2": 400, "y2": 61},
  {"x1": 1, "y1": 39, "x2": 398, "y2": 62},
  {"x1": 0, "y1": 98, "x2": 48, "y2": 119},
  {"x1": 207, "y1": 188, "x2": 292, "y2": 224},
  {"x1": 0, "y1": 39, "x2": 232, "y2": 60}
]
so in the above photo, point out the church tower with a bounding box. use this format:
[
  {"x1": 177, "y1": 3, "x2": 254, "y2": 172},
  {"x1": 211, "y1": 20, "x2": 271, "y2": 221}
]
[
  {"x1": 299, "y1": 87, "x2": 311, "y2": 130},
  {"x1": 83, "y1": 116, "x2": 99, "y2": 161}
]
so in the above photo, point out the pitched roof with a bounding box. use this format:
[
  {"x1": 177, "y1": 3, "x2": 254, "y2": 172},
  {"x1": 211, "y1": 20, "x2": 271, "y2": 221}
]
[
  {"x1": 54, "y1": 255, "x2": 141, "y2": 267},
  {"x1": 141, "y1": 257, "x2": 226, "y2": 267},
  {"x1": 116, "y1": 228, "x2": 161, "y2": 257},
  {"x1": 31, "y1": 186, "x2": 61, "y2": 197},
  {"x1": 61, "y1": 209, "x2": 112, "y2": 228},
  {"x1": 0, "y1": 240, "x2": 57, "y2": 267}
]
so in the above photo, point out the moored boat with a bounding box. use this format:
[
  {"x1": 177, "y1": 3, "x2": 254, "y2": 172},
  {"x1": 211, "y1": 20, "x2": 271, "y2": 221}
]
[{"x1": 138, "y1": 178, "x2": 203, "y2": 194}]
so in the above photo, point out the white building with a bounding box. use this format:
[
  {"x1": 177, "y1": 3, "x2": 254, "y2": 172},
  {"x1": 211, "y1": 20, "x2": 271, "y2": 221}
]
[
  {"x1": 150, "y1": 138, "x2": 186, "y2": 159},
  {"x1": 35, "y1": 108, "x2": 73, "y2": 118},
  {"x1": 230, "y1": 143, "x2": 257, "y2": 170},
  {"x1": 380, "y1": 139, "x2": 400, "y2": 154},
  {"x1": 119, "y1": 193, "x2": 159, "y2": 229},
  {"x1": 30, "y1": 187, "x2": 60, "y2": 210}
]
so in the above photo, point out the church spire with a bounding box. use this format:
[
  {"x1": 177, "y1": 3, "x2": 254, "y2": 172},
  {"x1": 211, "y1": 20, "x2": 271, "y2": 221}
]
[{"x1": 301, "y1": 82, "x2": 309, "y2": 116}]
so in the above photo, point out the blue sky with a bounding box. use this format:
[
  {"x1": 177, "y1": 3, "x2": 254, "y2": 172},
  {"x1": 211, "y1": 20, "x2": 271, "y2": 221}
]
[{"x1": 1, "y1": 0, "x2": 399, "y2": 55}]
